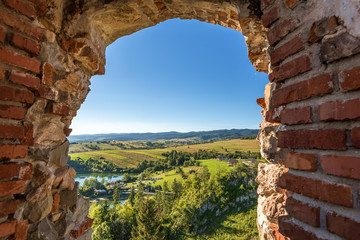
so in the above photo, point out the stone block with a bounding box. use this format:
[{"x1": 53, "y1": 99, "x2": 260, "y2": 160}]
[
  {"x1": 59, "y1": 182, "x2": 79, "y2": 211},
  {"x1": 49, "y1": 140, "x2": 69, "y2": 167}
]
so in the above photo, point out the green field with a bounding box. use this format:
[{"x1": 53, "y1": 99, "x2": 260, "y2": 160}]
[{"x1": 69, "y1": 139, "x2": 260, "y2": 169}]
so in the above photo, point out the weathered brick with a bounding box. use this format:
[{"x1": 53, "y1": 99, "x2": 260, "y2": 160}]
[
  {"x1": 217, "y1": 11, "x2": 228, "y2": 22},
  {"x1": 278, "y1": 173, "x2": 353, "y2": 207},
  {"x1": 0, "y1": 8, "x2": 43, "y2": 40},
  {"x1": 64, "y1": 127, "x2": 72, "y2": 137},
  {"x1": 270, "y1": 36, "x2": 303, "y2": 66},
  {"x1": 15, "y1": 220, "x2": 28, "y2": 240},
  {"x1": 51, "y1": 192, "x2": 60, "y2": 213},
  {"x1": 320, "y1": 31, "x2": 360, "y2": 63},
  {"x1": 6, "y1": 0, "x2": 36, "y2": 19},
  {"x1": 340, "y1": 65, "x2": 360, "y2": 91},
  {"x1": 0, "y1": 220, "x2": 16, "y2": 238},
  {"x1": 285, "y1": 152, "x2": 317, "y2": 171},
  {"x1": 278, "y1": 129, "x2": 347, "y2": 150},
  {"x1": 271, "y1": 74, "x2": 333, "y2": 106},
  {"x1": 265, "y1": 106, "x2": 283, "y2": 123},
  {"x1": 36, "y1": 85, "x2": 57, "y2": 101},
  {"x1": 0, "y1": 48, "x2": 41, "y2": 73},
  {"x1": 47, "y1": 102, "x2": 70, "y2": 116},
  {"x1": 319, "y1": 98, "x2": 360, "y2": 121},
  {"x1": 18, "y1": 162, "x2": 32, "y2": 180},
  {"x1": 327, "y1": 212, "x2": 360, "y2": 240},
  {"x1": 286, "y1": 198, "x2": 320, "y2": 227},
  {"x1": 262, "y1": 6, "x2": 278, "y2": 28},
  {"x1": 10, "y1": 70, "x2": 40, "y2": 89},
  {"x1": 308, "y1": 16, "x2": 338, "y2": 43},
  {"x1": 42, "y1": 63, "x2": 53, "y2": 86},
  {"x1": 0, "y1": 86, "x2": 34, "y2": 104},
  {"x1": 256, "y1": 97, "x2": 266, "y2": 108},
  {"x1": 279, "y1": 217, "x2": 325, "y2": 240},
  {"x1": 22, "y1": 123, "x2": 34, "y2": 146},
  {"x1": 352, "y1": 127, "x2": 360, "y2": 148},
  {"x1": 285, "y1": 0, "x2": 301, "y2": 8},
  {"x1": 0, "y1": 179, "x2": 26, "y2": 197},
  {"x1": 260, "y1": 0, "x2": 275, "y2": 11},
  {"x1": 0, "y1": 66, "x2": 4, "y2": 80},
  {"x1": 11, "y1": 33, "x2": 41, "y2": 55},
  {"x1": 267, "y1": 19, "x2": 296, "y2": 46},
  {"x1": 270, "y1": 223, "x2": 287, "y2": 240},
  {"x1": 321, "y1": 155, "x2": 360, "y2": 180},
  {"x1": 0, "y1": 27, "x2": 4, "y2": 44},
  {"x1": 0, "y1": 125, "x2": 25, "y2": 139},
  {"x1": 0, "y1": 199, "x2": 19, "y2": 217},
  {"x1": 269, "y1": 55, "x2": 311, "y2": 82},
  {"x1": 70, "y1": 217, "x2": 94, "y2": 238},
  {"x1": 280, "y1": 106, "x2": 312, "y2": 125},
  {"x1": 0, "y1": 144, "x2": 28, "y2": 159},
  {"x1": 0, "y1": 104, "x2": 27, "y2": 120}
]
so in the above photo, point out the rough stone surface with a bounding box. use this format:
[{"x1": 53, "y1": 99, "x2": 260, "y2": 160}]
[{"x1": 49, "y1": 140, "x2": 70, "y2": 167}]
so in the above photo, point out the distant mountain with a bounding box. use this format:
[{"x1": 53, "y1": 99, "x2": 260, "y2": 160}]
[{"x1": 68, "y1": 129, "x2": 259, "y2": 143}]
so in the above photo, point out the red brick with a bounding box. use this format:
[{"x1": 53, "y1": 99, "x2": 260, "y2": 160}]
[
  {"x1": 256, "y1": 97, "x2": 266, "y2": 108},
  {"x1": 15, "y1": 220, "x2": 28, "y2": 240},
  {"x1": 278, "y1": 217, "x2": 324, "y2": 240},
  {"x1": 285, "y1": 152, "x2": 317, "y2": 171},
  {"x1": 272, "y1": 74, "x2": 333, "y2": 106},
  {"x1": 36, "y1": 85, "x2": 56, "y2": 101},
  {"x1": 327, "y1": 212, "x2": 360, "y2": 240},
  {"x1": 0, "y1": 220, "x2": 16, "y2": 238},
  {"x1": 0, "y1": 125, "x2": 25, "y2": 139},
  {"x1": 262, "y1": 6, "x2": 278, "y2": 28},
  {"x1": 51, "y1": 192, "x2": 60, "y2": 213},
  {"x1": 0, "y1": 48, "x2": 41, "y2": 73},
  {"x1": 22, "y1": 123, "x2": 34, "y2": 146},
  {"x1": 70, "y1": 217, "x2": 94, "y2": 238},
  {"x1": 261, "y1": 0, "x2": 275, "y2": 11},
  {"x1": 0, "y1": 66, "x2": 4, "y2": 80},
  {"x1": 0, "y1": 199, "x2": 19, "y2": 217},
  {"x1": 0, "y1": 163, "x2": 21, "y2": 179},
  {"x1": 6, "y1": 0, "x2": 37, "y2": 19},
  {"x1": 319, "y1": 98, "x2": 360, "y2": 121},
  {"x1": 270, "y1": 36, "x2": 303, "y2": 66},
  {"x1": 0, "y1": 8, "x2": 43, "y2": 40},
  {"x1": 286, "y1": 198, "x2": 320, "y2": 227},
  {"x1": 278, "y1": 173, "x2": 353, "y2": 207},
  {"x1": 340, "y1": 65, "x2": 360, "y2": 91},
  {"x1": 0, "y1": 86, "x2": 34, "y2": 104},
  {"x1": 321, "y1": 155, "x2": 360, "y2": 180},
  {"x1": 267, "y1": 19, "x2": 296, "y2": 46},
  {"x1": 0, "y1": 104, "x2": 27, "y2": 119},
  {"x1": 217, "y1": 11, "x2": 228, "y2": 22},
  {"x1": 11, "y1": 33, "x2": 41, "y2": 55},
  {"x1": 10, "y1": 70, "x2": 40, "y2": 90},
  {"x1": 265, "y1": 106, "x2": 283, "y2": 123},
  {"x1": 280, "y1": 106, "x2": 312, "y2": 125},
  {"x1": 352, "y1": 127, "x2": 360, "y2": 148},
  {"x1": 97, "y1": 63, "x2": 105, "y2": 75},
  {"x1": 18, "y1": 162, "x2": 32, "y2": 180},
  {"x1": 42, "y1": 63, "x2": 53, "y2": 86},
  {"x1": 0, "y1": 179, "x2": 26, "y2": 197},
  {"x1": 0, "y1": 144, "x2": 28, "y2": 159},
  {"x1": 0, "y1": 27, "x2": 4, "y2": 44},
  {"x1": 47, "y1": 102, "x2": 70, "y2": 116},
  {"x1": 278, "y1": 129, "x2": 347, "y2": 150},
  {"x1": 269, "y1": 55, "x2": 311, "y2": 82}
]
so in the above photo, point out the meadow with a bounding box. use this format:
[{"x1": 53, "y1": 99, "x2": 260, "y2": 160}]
[{"x1": 69, "y1": 139, "x2": 260, "y2": 169}]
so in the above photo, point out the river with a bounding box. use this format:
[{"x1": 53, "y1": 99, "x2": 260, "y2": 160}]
[{"x1": 75, "y1": 173, "x2": 124, "y2": 187}]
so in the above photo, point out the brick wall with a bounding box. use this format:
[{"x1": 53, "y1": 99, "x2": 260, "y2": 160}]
[
  {"x1": 0, "y1": 0, "x2": 359, "y2": 239},
  {"x1": 260, "y1": 0, "x2": 360, "y2": 239}
]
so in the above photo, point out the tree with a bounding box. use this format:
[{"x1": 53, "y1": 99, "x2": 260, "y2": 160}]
[
  {"x1": 171, "y1": 178, "x2": 183, "y2": 199},
  {"x1": 128, "y1": 186, "x2": 136, "y2": 206},
  {"x1": 131, "y1": 198, "x2": 164, "y2": 240},
  {"x1": 113, "y1": 187, "x2": 121, "y2": 203},
  {"x1": 162, "y1": 180, "x2": 169, "y2": 192}
]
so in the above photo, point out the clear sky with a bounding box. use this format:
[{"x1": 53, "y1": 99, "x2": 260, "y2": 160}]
[{"x1": 70, "y1": 19, "x2": 269, "y2": 135}]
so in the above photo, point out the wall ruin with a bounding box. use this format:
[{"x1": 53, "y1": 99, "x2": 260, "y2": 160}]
[{"x1": 0, "y1": 0, "x2": 359, "y2": 239}]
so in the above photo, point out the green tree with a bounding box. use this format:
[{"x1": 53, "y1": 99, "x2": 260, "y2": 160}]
[
  {"x1": 162, "y1": 180, "x2": 169, "y2": 192},
  {"x1": 131, "y1": 198, "x2": 164, "y2": 240},
  {"x1": 128, "y1": 186, "x2": 136, "y2": 206},
  {"x1": 113, "y1": 187, "x2": 121, "y2": 203},
  {"x1": 171, "y1": 178, "x2": 183, "y2": 199}
]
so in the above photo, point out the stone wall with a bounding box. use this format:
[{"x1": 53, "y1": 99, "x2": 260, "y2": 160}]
[{"x1": 0, "y1": 0, "x2": 359, "y2": 239}]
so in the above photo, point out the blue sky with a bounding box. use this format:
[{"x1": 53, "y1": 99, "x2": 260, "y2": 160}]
[{"x1": 71, "y1": 19, "x2": 269, "y2": 135}]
